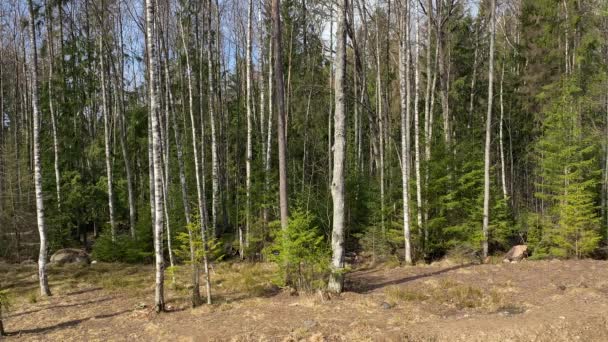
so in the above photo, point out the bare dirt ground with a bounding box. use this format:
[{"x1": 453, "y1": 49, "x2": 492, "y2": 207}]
[{"x1": 2, "y1": 259, "x2": 608, "y2": 341}]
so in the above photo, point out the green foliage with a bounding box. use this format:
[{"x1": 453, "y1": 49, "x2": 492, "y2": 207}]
[
  {"x1": 534, "y1": 79, "x2": 602, "y2": 258},
  {"x1": 174, "y1": 216, "x2": 225, "y2": 266},
  {"x1": 91, "y1": 224, "x2": 153, "y2": 263},
  {"x1": 0, "y1": 289, "x2": 11, "y2": 335},
  {"x1": 263, "y1": 210, "x2": 329, "y2": 291},
  {"x1": 0, "y1": 290, "x2": 11, "y2": 312}
]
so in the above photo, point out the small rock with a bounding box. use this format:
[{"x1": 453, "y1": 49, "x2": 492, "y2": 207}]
[
  {"x1": 503, "y1": 245, "x2": 528, "y2": 263},
  {"x1": 303, "y1": 320, "x2": 318, "y2": 329},
  {"x1": 380, "y1": 302, "x2": 393, "y2": 310},
  {"x1": 135, "y1": 303, "x2": 147, "y2": 310},
  {"x1": 50, "y1": 248, "x2": 90, "y2": 265},
  {"x1": 91, "y1": 260, "x2": 98, "y2": 265}
]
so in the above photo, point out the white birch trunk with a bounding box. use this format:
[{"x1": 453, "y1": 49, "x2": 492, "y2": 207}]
[
  {"x1": 208, "y1": 2, "x2": 220, "y2": 236},
  {"x1": 244, "y1": 0, "x2": 254, "y2": 258},
  {"x1": 482, "y1": 0, "x2": 497, "y2": 260},
  {"x1": 28, "y1": 0, "x2": 52, "y2": 297},
  {"x1": 264, "y1": 38, "x2": 273, "y2": 225},
  {"x1": 145, "y1": 0, "x2": 165, "y2": 312},
  {"x1": 45, "y1": 3, "x2": 61, "y2": 210},
  {"x1": 179, "y1": 17, "x2": 212, "y2": 305},
  {"x1": 499, "y1": 63, "x2": 508, "y2": 201},
  {"x1": 399, "y1": 1, "x2": 412, "y2": 265},
  {"x1": 99, "y1": 36, "x2": 116, "y2": 242},
  {"x1": 413, "y1": 14, "x2": 424, "y2": 247}
]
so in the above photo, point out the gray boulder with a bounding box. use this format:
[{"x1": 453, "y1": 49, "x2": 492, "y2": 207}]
[
  {"x1": 50, "y1": 248, "x2": 90, "y2": 265},
  {"x1": 503, "y1": 245, "x2": 528, "y2": 263}
]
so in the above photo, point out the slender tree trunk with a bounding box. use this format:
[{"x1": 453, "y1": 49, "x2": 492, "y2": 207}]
[
  {"x1": 413, "y1": 14, "x2": 424, "y2": 248},
  {"x1": 259, "y1": 3, "x2": 266, "y2": 145},
  {"x1": 244, "y1": 0, "x2": 254, "y2": 259},
  {"x1": 180, "y1": 16, "x2": 212, "y2": 305},
  {"x1": 99, "y1": 36, "x2": 116, "y2": 242},
  {"x1": 399, "y1": 1, "x2": 412, "y2": 265},
  {"x1": 166, "y1": 27, "x2": 201, "y2": 304},
  {"x1": 328, "y1": 9, "x2": 334, "y2": 190},
  {"x1": 28, "y1": 0, "x2": 52, "y2": 297},
  {"x1": 499, "y1": 62, "x2": 508, "y2": 201},
  {"x1": 158, "y1": 32, "x2": 175, "y2": 285},
  {"x1": 45, "y1": 1, "x2": 62, "y2": 210},
  {"x1": 207, "y1": 0, "x2": 221, "y2": 236},
  {"x1": 115, "y1": 5, "x2": 136, "y2": 237},
  {"x1": 272, "y1": 0, "x2": 289, "y2": 230},
  {"x1": 482, "y1": 0, "x2": 496, "y2": 260},
  {"x1": 437, "y1": 31, "x2": 450, "y2": 148},
  {"x1": 376, "y1": 0, "x2": 385, "y2": 234},
  {"x1": 264, "y1": 37, "x2": 274, "y2": 226},
  {"x1": 145, "y1": 0, "x2": 165, "y2": 312},
  {"x1": 467, "y1": 27, "x2": 479, "y2": 129},
  {"x1": 328, "y1": 0, "x2": 347, "y2": 293}
]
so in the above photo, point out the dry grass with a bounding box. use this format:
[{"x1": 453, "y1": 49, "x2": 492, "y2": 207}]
[
  {"x1": 213, "y1": 262, "x2": 278, "y2": 298},
  {"x1": 384, "y1": 279, "x2": 509, "y2": 311}
]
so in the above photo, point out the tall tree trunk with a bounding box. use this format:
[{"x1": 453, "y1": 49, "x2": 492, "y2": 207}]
[
  {"x1": 272, "y1": 0, "x2": 289, "y2": 230},
  {"x1": 499, "y1": 63, "x2": 508, "y2": 201},
  {"x1": 145, "y1": 0, "x2": 165, "y2": 312},
  {"x1": 180, "y1": 16, "x2": 212, "y2": 305},
  {"x1": 45, "y1": 1, "x2": 62, "y2": 210},
  {"x1": 166, "y1": 25, "x2": 201, "y2": 305},
  {"x1": 207, "y1": 0, "x2": 221, "y2": 236},
  {"x1": 413, "y1": 14, "x2": 424, "y2": 249},
  {"x1": 159, "y1": 32, "x2": 175, "y2": 285},
  {"x1": 437, "y1": 31, "x2": 450, "y2": 148},
  {"x1": 329, "y1": 0, "x2": 347, "y2": 293},
  {"x1": 376, "y1": 0, "x2": 385, "y2": 234},
  {"x1": 28, "y1": 0, "x2": 52, "y2": 297},
  {"x1": 244, "y1": 0, "x2": 254, "y2": 259},
  {"x1": 467, "y1": 26, "x2": 479, "y2": 129},
  {"x1": 99, "y1": 35, "x2": 116, "y2": 242},
  {"x1": 114, "y1": 4, "x2": 136, "y2": 237},
  {"x1": 399, "y1": 1, "x2": 412, "y2": 265},
  {"x1": 328, "y1": 9, "x2": 333, "y2": 190},
  {"x1": 264, "y1": 37, "x2": 274, "y2": 226},
  {"x1": 482, "y1": 0, "x2": 497, "y2": 260}
]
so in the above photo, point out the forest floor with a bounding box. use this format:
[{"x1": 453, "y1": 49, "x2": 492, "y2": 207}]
[{"x1": 2, "y1": 258, "x2": 608, "y2": 341}]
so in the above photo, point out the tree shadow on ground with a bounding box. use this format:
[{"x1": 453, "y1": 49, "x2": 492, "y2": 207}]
[
  {"x1": 5, "y1": 309, "x2": 130, "y2": 336},
  {"x1": 348, "y1": 263, "x2": 476, "y2": 293},
  {"x1": 7, "y1": 296, "x2": 114, "y2": 318},
  {"x1": 65, "y1": 287, "x2": 103, "y2": 296}
]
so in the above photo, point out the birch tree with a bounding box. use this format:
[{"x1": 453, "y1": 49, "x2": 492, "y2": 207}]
[
  {"x1": 482, "y1": 0, "x2": 496, "y2": 260},
  {"x1": 28, "y1": 0, "x2": 52, "y2": 297},
  {"x1": 98, "y1": 32, "x2": 116, "y2": 242},
  {"x1": 45, "y1": 0, "x2": 61, "y2": 210},
  {"x1": 179, "y1": 11, "x2": 212, "y2": 305},
  {"x1": 244, "y1": 0, "x2": 254, "y2": 258},
  {"x1": 207, "y1": 0, "x2": 221, "y2": 236},
  {"x1": 399, "y1": 0, "x2": 412, "y2": 264},
  {"x1": 144, "y1": 0, "x2": 166, "y2": 312}
]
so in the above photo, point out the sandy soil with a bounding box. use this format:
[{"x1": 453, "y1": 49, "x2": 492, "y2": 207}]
[{"x1": 2, "y1": 259, "x2": 608, "y2": 341}]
